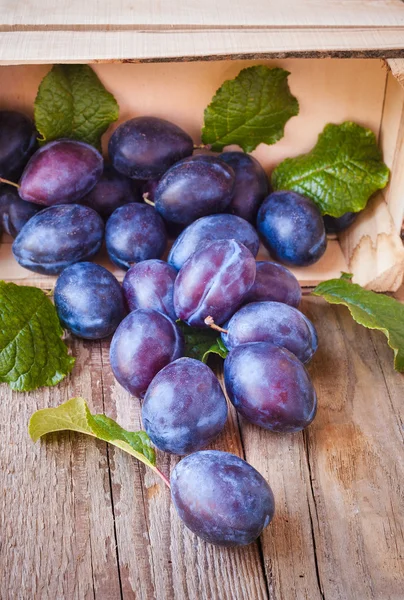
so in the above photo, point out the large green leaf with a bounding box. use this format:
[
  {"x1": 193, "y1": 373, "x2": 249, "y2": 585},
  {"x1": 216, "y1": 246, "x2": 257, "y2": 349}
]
[
  {"x1": 34, "y1": 64, "x2": 119, "y2": 150},
  {"x1": 0, "y1": 281, "x2": 75, "y2": 391},
  {"x1": 29, "y1": 397, "x2": 156, "y2": 468},
  {"x1": 272, "y1": 121, "x2": 389, "y2": 217},
  {"x1": 201, "y1": 66, "x2": 299, "y2": 152},
  {"x1": 313, "y1": 278, "x2": 404, "y2": 371}
]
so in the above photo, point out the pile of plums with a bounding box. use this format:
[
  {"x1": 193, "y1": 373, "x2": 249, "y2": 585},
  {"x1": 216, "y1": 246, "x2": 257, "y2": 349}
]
[{"x1": 1, "y1": 110, "x2": 353, "y2": 547}]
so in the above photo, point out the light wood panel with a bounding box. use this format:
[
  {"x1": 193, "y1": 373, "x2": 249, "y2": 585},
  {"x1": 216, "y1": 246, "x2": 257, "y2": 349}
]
[
  {"x1": 1, "y1": 29, "x2": 404, "y2": 65},
  {"x1": 1, "y1": 0, "x2": 403, "y2": 28}
]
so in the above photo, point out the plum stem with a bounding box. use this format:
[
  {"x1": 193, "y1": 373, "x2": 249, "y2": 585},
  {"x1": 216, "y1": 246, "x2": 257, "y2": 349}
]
[
  {"x1": 142, "y1": 192, "x2": 155, "y2": 207},
  {"x1": 193, "y1": 143, "x2": 212, "y2": 150},
  {"x1": 0, "y1": 177, "x2": 20, "y2": 189},
  {"x1": 154, "y1": 466, "x2": 171, "y2": 489},
  {"x1": 204, "y1": 316, "x2": 228, "y2": 334}
]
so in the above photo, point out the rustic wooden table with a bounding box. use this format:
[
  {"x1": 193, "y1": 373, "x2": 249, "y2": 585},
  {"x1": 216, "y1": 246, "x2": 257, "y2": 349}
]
[{"x1": 1, "y1": 294, "x2": 403, "y2": 600}]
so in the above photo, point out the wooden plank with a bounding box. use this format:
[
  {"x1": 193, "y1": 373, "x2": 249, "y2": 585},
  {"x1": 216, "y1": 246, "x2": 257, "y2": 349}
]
[
  {"x1": 300, "y1": 297, "x2": 404, "y2": 600},
  {"x1": 0, "y1": 29, "x2": 404, "y2": 65},
  {"x1": 1, "y1": 0, "x2": 403, "y2": 28},
  {"x1": 98, "y1": 341, "x2": 269, "y2": 600},
  {"x1": 0, "y1": 339, "x2": 122, "y2": 600}
]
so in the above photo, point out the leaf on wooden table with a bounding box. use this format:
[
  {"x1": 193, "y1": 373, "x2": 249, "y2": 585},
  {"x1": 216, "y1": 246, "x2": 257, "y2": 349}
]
[
  {"x1": 313, "y1": 277, "x2": 404, "y2": 371},
  {"x1": 0, "y1": 281, "x2": 75, "y2": 391}
]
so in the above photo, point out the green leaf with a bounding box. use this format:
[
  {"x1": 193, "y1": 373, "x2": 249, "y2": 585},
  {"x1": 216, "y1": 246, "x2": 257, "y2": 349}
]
[
  {"x1": 0, "y1": 281, "x2": 75, "y2": 391},
  {"x1": 312, "y1": 278, "x2": 404, "y2": 372},
  {"x1": 201, "y1": 66, "x2": 299, "y2": 152},
  {"x1": 176, "y1": 320, "x2": 228, "y2": 364},
  {"x1": 34, "y1": 64, "x2": 119, "y2": 150},
  {"x1": 272, "y1": 121, "x2": 390, "y2": 218},
  {"x1": 29, "y1": 397, "x2": 156, "y2": 469}
]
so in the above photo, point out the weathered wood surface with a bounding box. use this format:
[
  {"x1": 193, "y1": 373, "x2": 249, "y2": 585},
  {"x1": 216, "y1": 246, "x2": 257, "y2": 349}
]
[{"x1": 1, "y1": 295, "x2": 403, "y2": 600}]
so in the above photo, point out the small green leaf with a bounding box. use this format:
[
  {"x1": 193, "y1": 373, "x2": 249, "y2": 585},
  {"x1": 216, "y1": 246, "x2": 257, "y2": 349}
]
[
  {"x1": 272, "y1": 121, "x2": 390, "y2": 218},
  {"x1": 34, "y1": 64, "x2": 119, "y2": 150},
  {"x1": 312, "y1": 278, "x2": 404, "y2": 371},
  {"x1": 176, "y1": 320, "x2": 228, "y2": 363},
  {"x1": 29, "y1": 397, "x2": 156, "y2": 469},
  {"x1": 202, "y1": 337, "x2": 229, "y2": 363},
  {"x1": 0, "y1": 281, "x2": 75, "y2": 391},
  {"x1": 201, "y1": 66, "x2": 299, "y2": 152}
]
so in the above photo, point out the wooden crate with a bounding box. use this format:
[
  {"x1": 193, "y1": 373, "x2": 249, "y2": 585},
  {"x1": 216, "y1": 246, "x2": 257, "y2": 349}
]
[
  {"x1": 1, "y1": 4, "x2": 404, "y2": 600},
  {"x1": 1, "y1": 1, "x2": 404, "y2": 290}
]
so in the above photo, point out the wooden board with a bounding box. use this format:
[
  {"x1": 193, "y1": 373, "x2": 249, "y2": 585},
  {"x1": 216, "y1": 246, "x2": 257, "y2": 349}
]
[
  {"x1": 1, "y1": 295, "x2": 403, "y2": 599},
  {"x1": 0, "y1": 0, "x2": 404, "y2": 63}
]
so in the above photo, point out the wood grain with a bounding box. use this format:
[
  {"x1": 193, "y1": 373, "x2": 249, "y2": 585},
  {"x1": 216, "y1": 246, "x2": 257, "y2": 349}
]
[{"x1": 1, "y1": 297, "x2": 404, "y2": 599}]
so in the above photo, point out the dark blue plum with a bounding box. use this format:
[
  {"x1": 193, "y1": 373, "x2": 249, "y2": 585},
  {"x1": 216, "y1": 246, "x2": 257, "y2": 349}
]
[
  {"x1": 257, "y1": 191, "x2": 327, "y2": 266},
  {"x1": 224, "y1": 342, "x2": 317, "y2": 432},
  {"x1": 0, "y1": 111, "x2": 37, "y2": 180},
  {"x1": 168, "y1": 213, "x2": 260, "y2": 271},
  {"x1": 12, "y1": 204, "x2": 104, "y2": 275},
  {"x1": 106, "y1": 203, "x2": 167, "y2": 270},
  {"x1": 109, "y1": 116, "x2": 193, "y2": 180},
  {"x1": 219, "y1": 152, "x2": 269, "y2": 223},
  {"x1": 174, "y1": 239, "x2": 256, "y2": 327},
  {"x1": 54, "y1": 262, "x2": 126, "y2": 339},
  {"x1": 19, "y1": 139, "x2": 103, "y2": 206},
  {"x1": 244, "y1": 261, "x2": 301, "y2": 307},
  {"x1": 221, "y1": 301, "x2": 317, "y2": 363},
  {"x1": 0, "y1": 186, "x2": 41, "y2": 238},
  {"x1": 122, "y1": 259, "x2": 177, "y2": 319},
  {"x1": 171, "y1": 450, "x2": 275, "y2": 546},
  {"x1": 155, "y1": 155, "x2": 235, "y2": 226},
  {"x1": 142, "y1": 358, "x2": 228, "y2": 455},
  {"x1": 81, "y1": 165, "x2": 140, "y2": 218},
  {"x1": 323, "y1": 212, "x2": 358, "y2": 234},
  {"x1": 110, "y1": 309, "x2": 184, "y2": 397}
]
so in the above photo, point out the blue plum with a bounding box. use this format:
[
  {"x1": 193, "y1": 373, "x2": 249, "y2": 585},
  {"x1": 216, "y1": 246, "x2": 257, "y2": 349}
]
[
  {"x1": 224, "y1": 342, "x2": 317, "y2": 432},
  {"x1": 0, "y1": 111, "x2": 37, "y2": 180},
  {"x1": 12, "y1": 204, "x2": 104, "y2": 275},
  {"x1": 109, "y1": 309, "x2": 184, "y2": 397},
  {"x1": 221, "y1": 301, "x2": 317, "y2": 363},
  {"x1": 142, "y1": 358, "x2": 228, "y2": 455},
  {"x1": 244, "y1": 261, "x2": 301, "y2": 307},
  {"x1": 219, "y1": 152, "x2": 269, "y2": 223},
  {"x1": 122, "y1": 259, "x2": 177, "y2": 319},
  {"x1": 257, "y1": 191, "x2": 327, "y2": 266},
  {"x1": 106, "y1": 203, "x2": 167, "y2": 270},
  {"x1": 323, "y1": 211, "x2": 358, "y2": 234},
  {"x1": 173, "y1": 239, "x2": 256, "y2": 327},
  {"x1": 0, "y1": 186, "x2": 41, "y2": 238},
  {"x1": 54, "y1": 262, "x2": 126, "y2": 339},
  {"x1": 154, "y1": 155, "x2": 235, "y2": 225},
  {"x1": 81, "y1": 165, "x2": 140, "y2": 218},
  {"x1": 171, "y1": 450, "x2": 275, "y2": 546},
  {"x1": 19, "y1": 139, "x2": 103, "y2": 206},
  {"x1": 168, "y1": 213, "x2": 260, "y2": 271},
  {"x1": 109, "y1": 116, "x2": 193, "y2": 180}
]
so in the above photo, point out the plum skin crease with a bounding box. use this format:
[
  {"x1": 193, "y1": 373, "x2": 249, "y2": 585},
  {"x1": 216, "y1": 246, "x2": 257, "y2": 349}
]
[
  {"x1": 142, "y1": 357, "x2": 228, "y2": 455},
  {"x1": 54, "y1": 262, "x2": 127, "y2": 340},
  {"x1": 173, "y1": 238, "x2": 256, "y2": 327},
  {"x1": 171, "y1": 450, "x2": 275, "y2": 547},
  {"x1": 224, "y1": 342, "x2": 317, "y2": 433},
  {"x1": 168, "y1": 213, "x2": 260, "y2": 271}
]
